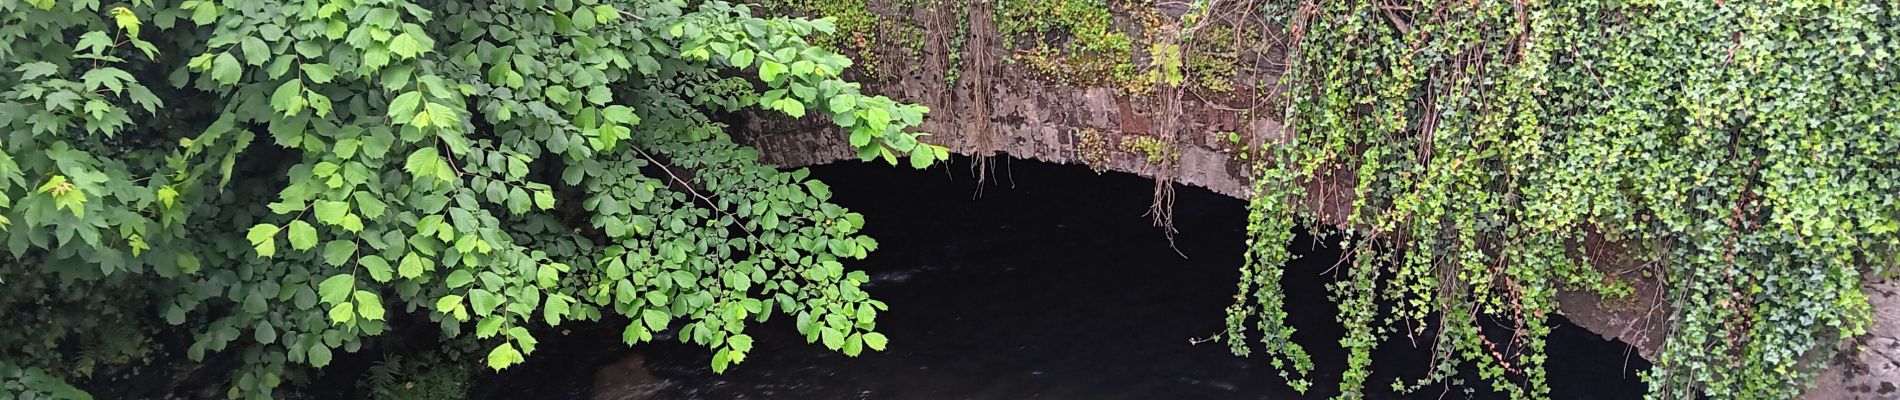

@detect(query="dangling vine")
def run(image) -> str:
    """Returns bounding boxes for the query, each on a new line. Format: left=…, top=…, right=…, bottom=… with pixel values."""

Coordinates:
left=1226, top=0, right=1898, bottom=399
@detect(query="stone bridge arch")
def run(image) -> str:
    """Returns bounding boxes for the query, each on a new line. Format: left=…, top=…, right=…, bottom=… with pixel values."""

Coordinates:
left=728, top=2, right=1898, bottom=397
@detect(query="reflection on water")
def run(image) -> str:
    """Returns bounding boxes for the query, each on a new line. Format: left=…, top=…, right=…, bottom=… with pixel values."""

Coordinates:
left=474, top=158, right=1650, bottom=400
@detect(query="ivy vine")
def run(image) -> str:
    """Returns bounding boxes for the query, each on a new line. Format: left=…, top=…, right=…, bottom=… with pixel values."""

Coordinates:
left=1225, top=0, right=1898, bottom=399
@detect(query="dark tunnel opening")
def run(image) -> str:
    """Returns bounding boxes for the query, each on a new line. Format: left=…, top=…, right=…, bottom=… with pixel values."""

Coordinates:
left=470, top=155, right=1652, bottom=399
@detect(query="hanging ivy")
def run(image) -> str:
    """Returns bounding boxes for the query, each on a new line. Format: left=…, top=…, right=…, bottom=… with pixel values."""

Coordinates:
left=0, top=0, right=945, bottom=397
left=1225, top=0, right=1898, bottom=398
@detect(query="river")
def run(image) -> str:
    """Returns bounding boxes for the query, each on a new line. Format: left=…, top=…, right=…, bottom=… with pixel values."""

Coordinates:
left=472, top=158, right=1649, bottom=399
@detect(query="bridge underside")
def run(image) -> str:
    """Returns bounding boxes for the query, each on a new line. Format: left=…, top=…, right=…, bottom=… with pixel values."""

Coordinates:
left=728, top=2, right=1899, bottom=396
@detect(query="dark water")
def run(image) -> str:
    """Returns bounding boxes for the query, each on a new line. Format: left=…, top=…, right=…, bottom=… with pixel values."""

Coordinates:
left=474, top=157, right=1649, bottom=399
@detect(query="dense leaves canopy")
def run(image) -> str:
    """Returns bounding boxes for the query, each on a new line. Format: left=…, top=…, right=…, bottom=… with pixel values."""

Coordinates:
left=0, top=0, right=945, bottom=397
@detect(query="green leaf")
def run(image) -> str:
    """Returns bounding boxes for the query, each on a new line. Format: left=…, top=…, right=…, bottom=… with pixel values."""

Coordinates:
left=404, top=148, right=440, bottom=178
left=246, top=224, right=280, bottom=257
left=353, top=291, right=386, bottom=321
left=308, top=343, right=333, bottom=367
left=15, top=62, right=57, bottom=80
left=641, top=309, right=669, bottom=332
left=543, top=296, right=569, bottom=324
left=711, top=348, right=731, bottom=373
left=477, top=316, right=504, bottom=338
left=601, top=105, right=637, bottom=124
left=388, top=91, right=423, bottom=120
left=286, top=220, right=318, bottom=250
left=300, top=63, right=337, bottom=84
left=781, top=99, right=806, bottom=118
left=470, top=289, right=502, bottom=315
left=211, top=53, right=242, bottom=85
left=388, top=33, right=424, bottom=59
left=829, top=95, right=857, bottom=114
left=254, top=321, right=277, bottom=344
left=241, top=36, right=270, bottom=66
left=728, top=334, right=754, bottom=353
left=730, top=49, right=755, bottom=68
left=803, top=180, right=832, bottom=201
left=271, top=79, right=306, bottom=115
left=820, top=327, right=845, bottom=350
left=862, top=332, right=888, bottom=351
left=353, top=192, right=389, bottom=218
left=328, top=302, right=355, bottom=324
left=317, top=274, right=354, bottom=304
left=435, top=294, right=464, bottom=313
left=445, top=270, right=475, bottom=288
left=487, top=343, right=523, bottom=370
left=321, top=240, right=357, bottom=266
left=865, top=108, right=890, bottom=130
left=360, top=255, right=393, bottom=282
left=506, top=187, right=531, bottom=213
left=314, top=200, right=350, bottom=225
left=533, top=190, right=556, bottom=210
left=572, top=7, right=597, bottom=30
left=760, top=61, right=787, bottom=82
left=397, top=252, right=427, bottom=279
left=908, top=144, right=933, bottom=169
left=843, top=332, right=863, bottom=356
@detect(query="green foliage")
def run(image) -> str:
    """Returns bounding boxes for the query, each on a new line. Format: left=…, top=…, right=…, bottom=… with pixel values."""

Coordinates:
left=1226, top=0, right=1898, bottom=399
left=356, top=352, right=474, bottom=400
left=0, top=0, right=948, bottom=397
left=997, top=0, right=1139, bottom=88
left=0, top=359, right=91, bottom=400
